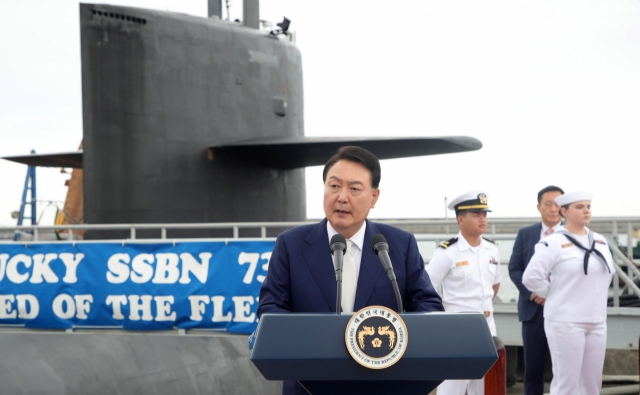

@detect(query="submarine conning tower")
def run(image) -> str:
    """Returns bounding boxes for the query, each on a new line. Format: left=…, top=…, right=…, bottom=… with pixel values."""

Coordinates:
left=81, top=3, right=306, bottom=228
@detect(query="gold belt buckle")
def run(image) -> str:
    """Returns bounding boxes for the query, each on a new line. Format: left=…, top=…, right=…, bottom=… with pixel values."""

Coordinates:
left=483, top=311, right=491, bottom=317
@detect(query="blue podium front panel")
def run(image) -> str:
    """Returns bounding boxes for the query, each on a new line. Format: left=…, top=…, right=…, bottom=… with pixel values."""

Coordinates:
left=250, top=312, right=497, bottom=381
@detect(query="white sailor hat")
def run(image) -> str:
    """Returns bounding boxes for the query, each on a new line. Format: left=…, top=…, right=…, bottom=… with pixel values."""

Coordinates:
left=448, top=190, right=492, bottom=212
left=555, top=191, right=593, bottom=206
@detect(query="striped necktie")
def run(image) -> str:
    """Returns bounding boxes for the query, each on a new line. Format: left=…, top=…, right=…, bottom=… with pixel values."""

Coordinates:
left=545, top=228, right=554, bottom=236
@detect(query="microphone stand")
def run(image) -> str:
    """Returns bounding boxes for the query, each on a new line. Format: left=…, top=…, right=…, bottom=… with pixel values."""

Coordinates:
left=330, top=235, right=346, bottom=315
left=333, top=249, right=344, bottom=314
left=384, top=263, right=403, bottom=313
left=371, top=235, right=404, bottom=313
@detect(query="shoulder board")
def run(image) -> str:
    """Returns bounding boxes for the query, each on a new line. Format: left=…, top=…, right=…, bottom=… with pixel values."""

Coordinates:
left=482, top=237, right=497, bottom=245
left=438, top=237, right=458, bottom=249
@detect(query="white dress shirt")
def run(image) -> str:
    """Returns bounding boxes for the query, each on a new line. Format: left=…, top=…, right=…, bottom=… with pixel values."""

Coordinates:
left=540, top=221, right=564, bottom=240
left=327, top=221, right=366, bottom=278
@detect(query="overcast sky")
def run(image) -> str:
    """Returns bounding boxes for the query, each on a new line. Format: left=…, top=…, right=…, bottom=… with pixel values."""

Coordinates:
left=1, top=0, right=639, bottom=227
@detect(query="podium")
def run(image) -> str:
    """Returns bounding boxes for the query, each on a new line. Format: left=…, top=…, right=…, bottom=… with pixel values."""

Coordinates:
left=250, top=312, right=498, bottom=395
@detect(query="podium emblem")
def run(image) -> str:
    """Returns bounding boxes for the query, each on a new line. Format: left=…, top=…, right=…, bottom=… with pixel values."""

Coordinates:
left=344, top=306, right=408, bottom=369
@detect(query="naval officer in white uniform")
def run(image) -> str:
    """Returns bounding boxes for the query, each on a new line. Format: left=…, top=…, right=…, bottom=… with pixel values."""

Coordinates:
left=523, top=192, right=614, bottom=395
left=427, top=191, right=501, bottom=395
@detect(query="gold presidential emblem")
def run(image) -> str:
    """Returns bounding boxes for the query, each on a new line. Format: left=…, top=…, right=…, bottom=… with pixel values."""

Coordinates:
left=478, top=193, right=488, bottom=205
left=345, top=306, right=408, bottom=369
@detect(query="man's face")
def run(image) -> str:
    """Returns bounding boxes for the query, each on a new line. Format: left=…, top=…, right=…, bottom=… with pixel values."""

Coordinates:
left=458, top=211, right=487, bottom=237
left=537, top=191, right=563, bottom=227
left=323, top=160, right=380, bottom=238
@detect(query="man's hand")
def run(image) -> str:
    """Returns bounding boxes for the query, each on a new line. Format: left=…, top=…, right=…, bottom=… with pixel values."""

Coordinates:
left=532, top=293, right=546, bottom=306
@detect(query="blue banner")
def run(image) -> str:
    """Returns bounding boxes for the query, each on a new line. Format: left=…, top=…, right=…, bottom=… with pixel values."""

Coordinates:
left=0, top=241, right=274, bottom=334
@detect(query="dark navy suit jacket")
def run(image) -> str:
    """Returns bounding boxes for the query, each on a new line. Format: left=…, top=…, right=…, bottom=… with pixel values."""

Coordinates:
left=256, top=219, right=443, bottom=395
left=508, top=223, right=543, bottom=322
left=257, top=218, right=443, bottom=317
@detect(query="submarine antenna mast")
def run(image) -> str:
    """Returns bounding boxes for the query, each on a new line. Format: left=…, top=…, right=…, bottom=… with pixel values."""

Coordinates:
left=208, top=0, right=223, bottom=18
left=243, top=0, right=259, bottom=29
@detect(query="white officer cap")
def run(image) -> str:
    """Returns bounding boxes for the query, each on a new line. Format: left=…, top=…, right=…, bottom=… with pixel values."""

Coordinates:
left=555, top=191, right=593, bottom=206
left=448, top=190, right=492, bottom=212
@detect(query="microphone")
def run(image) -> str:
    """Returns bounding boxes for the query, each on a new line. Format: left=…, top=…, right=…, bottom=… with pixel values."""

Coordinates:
left=371, top=234, right=403, bottom=313
left=330, top=234, right=347, bottom=314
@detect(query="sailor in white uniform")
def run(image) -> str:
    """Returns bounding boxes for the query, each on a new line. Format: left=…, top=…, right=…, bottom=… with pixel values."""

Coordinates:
left=427, top=191, right=501, bottom=395
left=523, top=192, right=614, bottom=395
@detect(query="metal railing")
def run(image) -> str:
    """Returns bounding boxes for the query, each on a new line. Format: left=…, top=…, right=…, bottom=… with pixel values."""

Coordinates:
left=2, top=216, right=639, bottom=241
left=2, top=217, right=639, bottom=307
left=607, top=236, right=640, bottom=306
left=1, top=221, right=312, bottom=242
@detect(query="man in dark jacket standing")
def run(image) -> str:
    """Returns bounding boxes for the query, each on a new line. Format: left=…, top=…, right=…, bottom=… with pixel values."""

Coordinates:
left=508, top=185, right=564, bottom=395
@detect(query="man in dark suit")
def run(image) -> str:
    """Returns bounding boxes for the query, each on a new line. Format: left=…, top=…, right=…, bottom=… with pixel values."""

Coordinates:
left=508, top=185, right=564, bottom=395
left=257, top=146, right=444, bottom=395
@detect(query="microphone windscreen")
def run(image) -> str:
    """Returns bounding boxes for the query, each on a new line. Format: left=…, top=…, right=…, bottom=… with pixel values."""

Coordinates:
left=330, top=234, right=347, bottom=254
left=370, top=234, right=389, bottom=255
